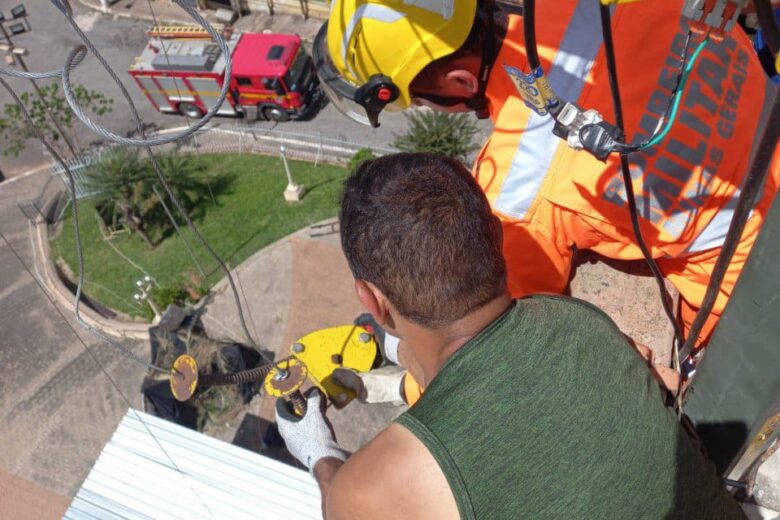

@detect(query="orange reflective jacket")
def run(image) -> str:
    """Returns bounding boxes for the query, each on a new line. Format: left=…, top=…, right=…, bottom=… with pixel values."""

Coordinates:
left=474, top=1, right=780, bottom=343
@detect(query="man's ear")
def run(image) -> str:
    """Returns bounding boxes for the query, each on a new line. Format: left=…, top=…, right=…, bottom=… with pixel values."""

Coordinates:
left=354, top=280, right=392, bottom=327
left=443, top=69, right=479, bottom=95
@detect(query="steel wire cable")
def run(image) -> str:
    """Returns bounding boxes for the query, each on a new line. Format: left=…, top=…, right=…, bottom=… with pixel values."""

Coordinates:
left=0, top=228, right=215, bottom=519
left=1, top=6, right=265, bottom=508
left=48, top=0, right=272, bottom=364
left=50, top=0, right=231, bottom=147
left=145, top=0, right=209, bottom=279
left=0, top=46, right=87, bottom=79
left=144, top=0, right=199, bottom=131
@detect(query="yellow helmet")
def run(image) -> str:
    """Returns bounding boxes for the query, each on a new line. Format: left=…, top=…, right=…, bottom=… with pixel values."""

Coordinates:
left=313, top=0, right=478, bottom=127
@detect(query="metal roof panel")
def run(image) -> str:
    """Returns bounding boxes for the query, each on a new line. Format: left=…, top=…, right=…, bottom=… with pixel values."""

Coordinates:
left=64, top=410, right=322, bottom=520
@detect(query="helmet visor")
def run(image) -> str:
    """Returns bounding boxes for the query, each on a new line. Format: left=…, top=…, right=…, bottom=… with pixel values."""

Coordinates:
left=313, top=22, right=374, bottom=127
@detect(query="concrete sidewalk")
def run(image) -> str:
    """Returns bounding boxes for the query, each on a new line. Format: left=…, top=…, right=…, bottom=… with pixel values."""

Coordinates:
left=203, top=219, right=403, bottom=453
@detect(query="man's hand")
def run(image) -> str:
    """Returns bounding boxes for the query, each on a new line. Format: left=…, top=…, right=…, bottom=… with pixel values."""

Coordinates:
left=624, top=336, right=682, bottom=394
left=275, top=389, right=348, bottom=472
left=332, top=366, right=407, bottom=405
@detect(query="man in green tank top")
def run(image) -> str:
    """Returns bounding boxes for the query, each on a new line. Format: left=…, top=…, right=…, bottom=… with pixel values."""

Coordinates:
left=275, top=153, right=744, bottom=519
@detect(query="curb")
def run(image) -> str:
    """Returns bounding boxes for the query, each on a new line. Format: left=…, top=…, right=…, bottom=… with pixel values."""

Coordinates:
left=25, top=126, right=360, bottom=342
left=0, top=163, right=52, bottom=189
left=30, top=216, right=151, bottom=340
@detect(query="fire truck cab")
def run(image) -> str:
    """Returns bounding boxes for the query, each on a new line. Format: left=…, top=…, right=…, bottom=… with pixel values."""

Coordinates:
left=129, top=29, right=322, bottom=122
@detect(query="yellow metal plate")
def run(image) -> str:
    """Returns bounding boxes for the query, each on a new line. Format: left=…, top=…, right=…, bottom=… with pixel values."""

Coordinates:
left=264, top=358, right=307, bottom=398
left=290, top=325, right=377, bottom=408
left=170, top=354, right=198, bottom=402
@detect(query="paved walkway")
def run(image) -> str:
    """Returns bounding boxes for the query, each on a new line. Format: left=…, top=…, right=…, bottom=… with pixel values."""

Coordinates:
left=203, top=219, right=403, bottom=452
left=0, top=171, right=149, bottom=517
left=0, top=470, right=70, bottom=520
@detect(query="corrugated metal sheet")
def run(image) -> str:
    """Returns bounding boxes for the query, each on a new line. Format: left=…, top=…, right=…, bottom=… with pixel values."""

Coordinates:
left=64, top=409, right=322, bottom=520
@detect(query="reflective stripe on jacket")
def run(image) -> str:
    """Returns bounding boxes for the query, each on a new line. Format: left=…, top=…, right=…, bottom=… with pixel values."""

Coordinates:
left=475, top=1, right=780, bottom=321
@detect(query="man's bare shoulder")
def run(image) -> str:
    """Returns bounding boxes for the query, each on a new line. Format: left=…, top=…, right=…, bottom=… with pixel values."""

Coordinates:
left=326, top=423, right=459, bottom=520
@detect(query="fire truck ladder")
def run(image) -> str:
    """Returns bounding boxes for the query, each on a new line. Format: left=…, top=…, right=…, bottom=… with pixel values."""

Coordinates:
left=147, top=24, right=225, bottom=39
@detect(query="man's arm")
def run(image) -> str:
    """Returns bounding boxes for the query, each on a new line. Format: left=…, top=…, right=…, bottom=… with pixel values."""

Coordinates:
left=324, top=424, right=459, bottom=520
left=312, top=457, right=344, bottom=517
left=623, top=335, right=681, bottom=394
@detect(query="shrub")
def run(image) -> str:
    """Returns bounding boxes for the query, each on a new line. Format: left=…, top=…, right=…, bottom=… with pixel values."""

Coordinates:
left=393, top=111, right=480, bottom=164
left=347, top=148, right=377, bottom=171
left=141, top=284, right=190, bottom=321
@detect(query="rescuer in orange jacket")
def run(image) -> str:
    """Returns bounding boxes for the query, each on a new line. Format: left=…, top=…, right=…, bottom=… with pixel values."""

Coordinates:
left=314, top=0, right=780, bottom=400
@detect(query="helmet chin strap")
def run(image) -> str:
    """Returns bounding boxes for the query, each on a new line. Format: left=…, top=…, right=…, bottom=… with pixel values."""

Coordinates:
left=455, top=1, right=509, bottom=120
left=412, top=96, right=472, bottom=113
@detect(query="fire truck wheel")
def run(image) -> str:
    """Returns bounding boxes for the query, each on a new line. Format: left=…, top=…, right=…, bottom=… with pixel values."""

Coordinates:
left=178, top=102, right=204, bottom=119
left=263, top=106, right=290, bottom=122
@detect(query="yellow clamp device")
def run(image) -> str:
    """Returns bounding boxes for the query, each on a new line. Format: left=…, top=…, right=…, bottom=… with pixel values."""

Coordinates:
left=288, top=325, right=377, bottom=408
left=168, top=325, right=378, bottom=408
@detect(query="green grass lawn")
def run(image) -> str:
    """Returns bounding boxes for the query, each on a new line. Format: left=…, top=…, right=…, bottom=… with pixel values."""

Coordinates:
left=50, top=153, right=348, bottom=317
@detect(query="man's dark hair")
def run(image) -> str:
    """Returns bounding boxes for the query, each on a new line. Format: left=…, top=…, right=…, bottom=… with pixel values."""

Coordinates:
left=340, top=153, right=506, bottom=328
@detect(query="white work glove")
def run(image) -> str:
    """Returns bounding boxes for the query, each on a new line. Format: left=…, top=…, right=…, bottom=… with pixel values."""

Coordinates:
left=275, top=389, right=348, bottom=473
left=382, top=333, right=401, bottom=365
left=332, top=365, right=407, bottom=406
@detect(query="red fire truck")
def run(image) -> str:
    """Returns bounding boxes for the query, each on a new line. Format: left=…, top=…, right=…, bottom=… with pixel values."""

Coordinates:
left=129, top=27, right=322, bottom=122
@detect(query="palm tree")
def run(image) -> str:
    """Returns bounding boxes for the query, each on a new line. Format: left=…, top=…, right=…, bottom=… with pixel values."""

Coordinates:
left=393, top=111, right=481, bottom=164
left=83, top=148, right=210, bottom=248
